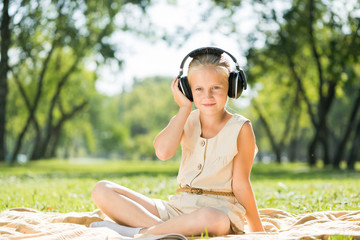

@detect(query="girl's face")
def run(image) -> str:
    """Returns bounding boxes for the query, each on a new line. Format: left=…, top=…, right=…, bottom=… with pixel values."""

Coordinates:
left=189, top=66, right=229, bottom=116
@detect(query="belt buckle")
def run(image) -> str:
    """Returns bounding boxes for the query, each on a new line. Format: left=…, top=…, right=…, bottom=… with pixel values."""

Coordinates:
left=192, top=188, right=203, bottom=195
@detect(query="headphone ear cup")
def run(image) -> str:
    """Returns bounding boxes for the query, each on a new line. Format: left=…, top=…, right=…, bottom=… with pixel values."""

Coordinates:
left=239, top=69, right=247, bottom=90
left=228, top=71, right=246, bottom=99
left=178, top=76, right=193, bottom=102
left=228, top=72, right=239, bottom=98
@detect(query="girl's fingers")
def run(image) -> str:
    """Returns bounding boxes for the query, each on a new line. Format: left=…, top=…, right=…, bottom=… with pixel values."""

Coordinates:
left=171, top=77, right=181, bottom=94
left=170, top=76, right=191, bottom=107
left=171, top=77, right=178, bottom=90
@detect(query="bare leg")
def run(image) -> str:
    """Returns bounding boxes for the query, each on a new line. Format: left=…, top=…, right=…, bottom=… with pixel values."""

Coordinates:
left=92, top=180, right=231, bottom=237
left=91, top=180, right=163, bottom=228
left=140, top=207, right=231, bottom=237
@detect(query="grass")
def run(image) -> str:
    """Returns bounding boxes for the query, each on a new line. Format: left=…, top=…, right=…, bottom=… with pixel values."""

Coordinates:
left=0, top=159, right=359, bottom=214
left=250, top=163, right=360, bottom=213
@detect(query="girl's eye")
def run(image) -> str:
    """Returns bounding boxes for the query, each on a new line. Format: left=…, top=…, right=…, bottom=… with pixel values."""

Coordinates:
left=195, top=88, right=202, bottom=91
left=213, top=86, right=220, bottom=90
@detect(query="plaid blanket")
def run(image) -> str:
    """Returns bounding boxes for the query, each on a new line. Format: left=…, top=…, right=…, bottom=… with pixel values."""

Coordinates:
left=0, top=207, right=359, bottom=239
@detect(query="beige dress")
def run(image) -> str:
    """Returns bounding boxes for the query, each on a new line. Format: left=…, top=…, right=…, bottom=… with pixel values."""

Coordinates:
left=154, top=109, right=249, bottom=233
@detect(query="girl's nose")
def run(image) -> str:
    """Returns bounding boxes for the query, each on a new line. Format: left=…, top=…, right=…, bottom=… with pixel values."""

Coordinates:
left=205, top=89, right=213, bottom=98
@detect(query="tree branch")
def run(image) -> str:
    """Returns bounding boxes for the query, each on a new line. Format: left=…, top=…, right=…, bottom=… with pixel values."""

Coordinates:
left=272, top=13, right=318, bottom=129
left=11, top=68, right=31, bottom=110
left=253, top=100, right=281, bottom=163
left=279, top=87, right=300, bottom=147
left=10, top=34, right=57, bottom=162
left=286, top=50, right=318, bottom=128
left=308, top=0, right=325, bottom=108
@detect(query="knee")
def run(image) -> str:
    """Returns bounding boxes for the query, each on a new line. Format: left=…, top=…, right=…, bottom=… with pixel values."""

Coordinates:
left=196, top=207, right=230, bottom=236
left=91, top=180, right=112, bottom=205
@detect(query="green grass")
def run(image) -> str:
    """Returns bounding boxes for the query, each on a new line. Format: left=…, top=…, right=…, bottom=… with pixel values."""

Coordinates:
left=0, top=159, right=359, bottom=215
left=251, top=163, right=360, bottom=213
left=0, top=159, right=180, bottom=212
left=327, top=236, right=354, bottom=240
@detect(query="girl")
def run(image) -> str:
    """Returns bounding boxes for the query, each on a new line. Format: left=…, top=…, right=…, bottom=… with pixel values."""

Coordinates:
left=91, top=47, right=264, bottom=237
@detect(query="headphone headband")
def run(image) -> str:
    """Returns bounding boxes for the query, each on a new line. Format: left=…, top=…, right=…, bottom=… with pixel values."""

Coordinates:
left=177, top=47, right=241, bottom=79
left=177, top=46, right=247, bottom=101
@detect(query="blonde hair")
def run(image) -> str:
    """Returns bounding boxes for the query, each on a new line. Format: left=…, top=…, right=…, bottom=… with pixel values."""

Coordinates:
left=188, top=54, right=231, bottom=83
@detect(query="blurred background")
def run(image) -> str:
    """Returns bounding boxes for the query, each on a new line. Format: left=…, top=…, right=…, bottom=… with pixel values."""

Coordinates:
left=1, top=0, right=359, bottom=170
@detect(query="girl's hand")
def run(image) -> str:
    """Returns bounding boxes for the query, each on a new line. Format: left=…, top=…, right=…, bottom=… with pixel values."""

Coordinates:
left=154, top=77, right=192, bottom=160
left=171, top=77, right=192, bottom=109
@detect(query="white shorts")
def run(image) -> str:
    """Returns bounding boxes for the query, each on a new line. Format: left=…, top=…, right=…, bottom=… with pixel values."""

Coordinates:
left=153, top=193, right=246, bottom=234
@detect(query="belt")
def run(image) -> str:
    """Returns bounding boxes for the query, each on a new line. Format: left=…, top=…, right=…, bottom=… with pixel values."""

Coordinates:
left=176, top=186, right=234, bottom=197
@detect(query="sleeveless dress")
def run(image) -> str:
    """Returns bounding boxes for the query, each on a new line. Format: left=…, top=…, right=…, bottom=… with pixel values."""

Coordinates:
left=154, top=109, right=250, bottom=233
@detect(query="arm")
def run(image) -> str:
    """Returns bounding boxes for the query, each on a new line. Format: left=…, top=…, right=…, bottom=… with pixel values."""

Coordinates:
left=153, top=77, right=192, bottom=161
left=232, top=121, right=264, bottom=232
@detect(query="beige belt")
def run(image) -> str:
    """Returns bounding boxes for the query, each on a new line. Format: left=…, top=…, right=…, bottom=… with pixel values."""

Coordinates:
left=176, top=186, right=234, bottom=197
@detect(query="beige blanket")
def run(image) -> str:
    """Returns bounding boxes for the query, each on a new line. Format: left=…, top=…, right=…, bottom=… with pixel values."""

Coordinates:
left=0, top=207, right=359, bottom=240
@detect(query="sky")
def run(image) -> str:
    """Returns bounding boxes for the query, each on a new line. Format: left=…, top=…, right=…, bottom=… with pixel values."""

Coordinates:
left=95, top=0, right=258, bottom=97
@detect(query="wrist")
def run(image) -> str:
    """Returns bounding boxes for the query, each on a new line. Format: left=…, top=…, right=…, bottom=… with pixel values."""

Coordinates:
left=179, top=105, right=192, bottom=115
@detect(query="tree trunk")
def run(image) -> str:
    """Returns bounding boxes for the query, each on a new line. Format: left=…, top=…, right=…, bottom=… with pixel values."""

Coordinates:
left=0, top=0, right=11, bottom=162
left=334, top=89, right=360, bottom=168
left=308, top=130, right=319, bottom=166
left=33, top=101, right=88, bottom=160
left=29, top=120, right=42, bottom=160
left=48, top=128, right=61, bottom=159
left=347, top=118, right=360, bottom=170
left=308, top=0, right=334, bottom=167
left=253, top=102, right=282, bottom=163
left=286, top=52, right=320, bottom=166
left=320, top=122, right=331, bottom=166
left=288, top=111, right=300, bottom=162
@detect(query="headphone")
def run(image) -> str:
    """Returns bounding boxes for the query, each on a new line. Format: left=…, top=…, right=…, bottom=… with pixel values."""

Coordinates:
left=177, top=47, right=247, bottom=102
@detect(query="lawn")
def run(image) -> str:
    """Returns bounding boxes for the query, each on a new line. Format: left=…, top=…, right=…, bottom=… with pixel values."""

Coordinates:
left=0, top=159, right=359, bottom=214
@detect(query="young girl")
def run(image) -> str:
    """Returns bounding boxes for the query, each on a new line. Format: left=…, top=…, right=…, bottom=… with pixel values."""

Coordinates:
left=91, top=47, right=264, bottom=237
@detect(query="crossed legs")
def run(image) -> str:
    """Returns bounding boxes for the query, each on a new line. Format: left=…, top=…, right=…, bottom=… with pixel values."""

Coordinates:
left=91, top=180, right=231, bottom=236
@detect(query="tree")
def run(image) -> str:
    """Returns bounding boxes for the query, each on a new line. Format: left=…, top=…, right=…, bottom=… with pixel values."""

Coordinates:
left=261, top=0, right=360, bottom=168
left=212, top=0, right=360, bottom=168
left=0, top=0, right=11, bottom=161
left=2, top=0, right=154, bottom=162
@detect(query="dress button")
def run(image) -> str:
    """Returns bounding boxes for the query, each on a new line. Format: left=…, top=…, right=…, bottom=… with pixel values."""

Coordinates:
left=198, top=163, right=202, bottom=170
left=200, top=140, right=205, bottom=147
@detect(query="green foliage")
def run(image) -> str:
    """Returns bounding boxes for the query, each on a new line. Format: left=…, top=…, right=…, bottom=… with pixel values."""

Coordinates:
left=241, top=0, right=360, bottom=165
left=119, top=76, right=179, bottom=159
left=3, top=0, right=159, bottom=161
left=7, top=49, right=98, bottom=156
left=54, top=76, right=182, bottom=159
left=53, top=75, right=181, bottom=159
left=4, top=0, right=360, bottom=165
left=211, top=0, right=242, bottom=8
left=81, top=94, right=131, bottom=157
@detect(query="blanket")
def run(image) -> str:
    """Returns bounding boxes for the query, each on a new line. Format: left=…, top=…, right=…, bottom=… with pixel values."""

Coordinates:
left=0, top=207, right=359, bottom=240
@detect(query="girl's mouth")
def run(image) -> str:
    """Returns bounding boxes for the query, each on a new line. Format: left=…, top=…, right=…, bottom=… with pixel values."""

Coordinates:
left=203, top=103, right=216, bottom=107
